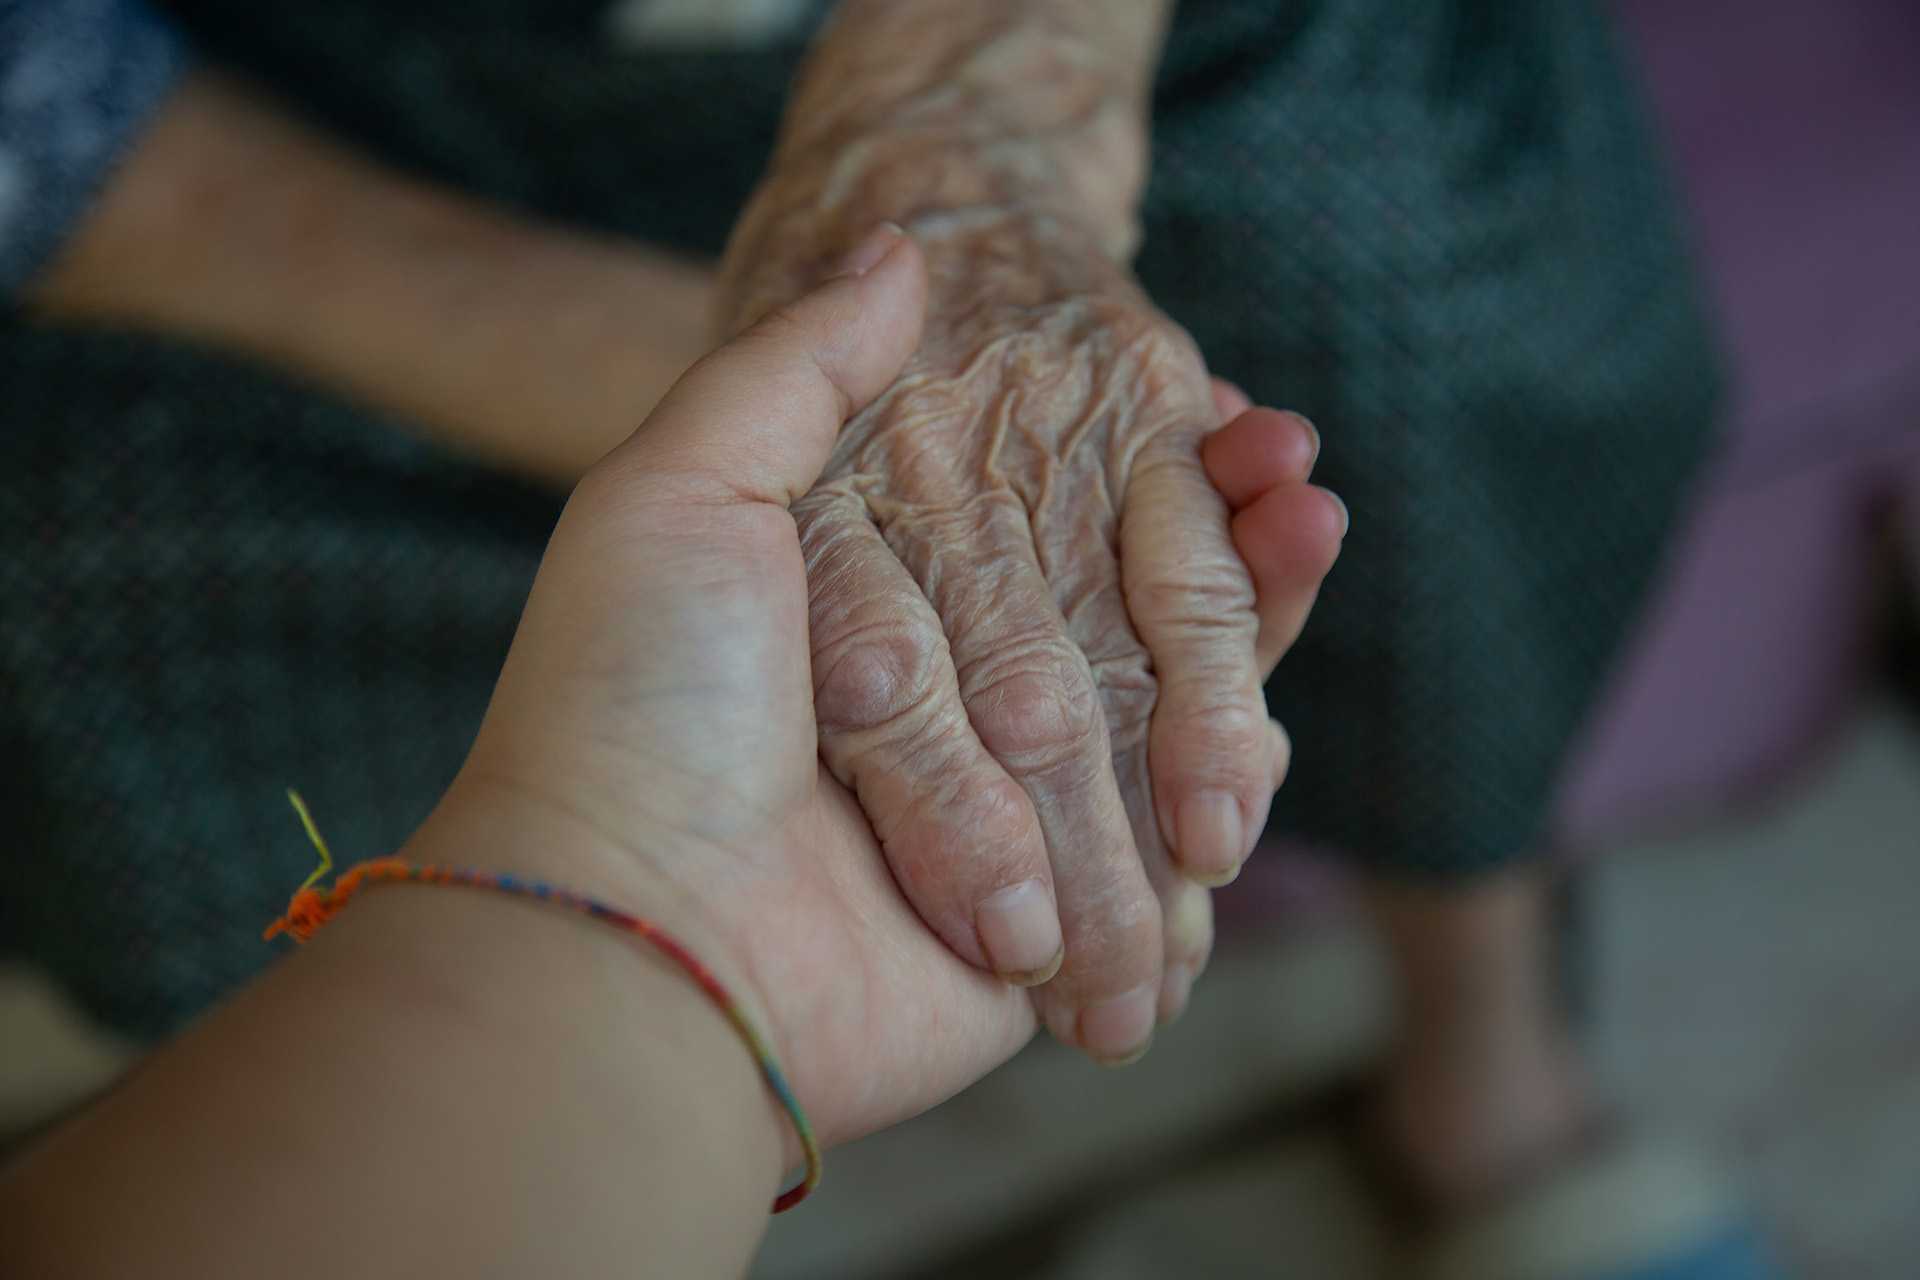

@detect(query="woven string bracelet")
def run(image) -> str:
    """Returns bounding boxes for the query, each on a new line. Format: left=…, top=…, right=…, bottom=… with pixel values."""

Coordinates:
left=263, top=790, right=820, bottom=1212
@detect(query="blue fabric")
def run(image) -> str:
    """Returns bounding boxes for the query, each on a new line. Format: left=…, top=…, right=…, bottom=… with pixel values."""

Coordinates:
left=0, top=0, right=190, bottom=293
left=1603, top=1222, right=1782, bottom=1280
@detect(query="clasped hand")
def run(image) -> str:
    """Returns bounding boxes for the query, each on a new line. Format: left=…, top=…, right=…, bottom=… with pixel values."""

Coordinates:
left=454, top=224, right=1343, bottom=1147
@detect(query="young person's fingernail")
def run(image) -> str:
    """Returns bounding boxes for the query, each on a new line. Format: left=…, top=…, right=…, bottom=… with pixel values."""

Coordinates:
left=832, top=222, right=906, bottom=278
left=1318, top=487, right=1350, bottom=538
left=976, top=879, right=1064, bottom=984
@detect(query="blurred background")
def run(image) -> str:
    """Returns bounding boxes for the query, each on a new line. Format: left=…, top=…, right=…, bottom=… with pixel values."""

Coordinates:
left=4, top=0, right=1917, bottom=1276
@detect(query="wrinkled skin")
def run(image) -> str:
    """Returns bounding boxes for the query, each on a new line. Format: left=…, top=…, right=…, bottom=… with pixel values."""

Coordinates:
left=722, top=201, right=1324, bottom=1058
left=715, top=4, right=1340, bottom=1061
left=458, top=246, right=1043, bottom=1153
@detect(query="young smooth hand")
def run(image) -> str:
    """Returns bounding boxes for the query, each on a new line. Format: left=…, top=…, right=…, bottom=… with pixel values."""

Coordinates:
left=0, top=224, right=1342, bottom=1280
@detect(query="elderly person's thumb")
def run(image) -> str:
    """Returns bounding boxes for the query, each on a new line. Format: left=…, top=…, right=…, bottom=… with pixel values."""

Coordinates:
left=598, top=223, right=925, bottom=507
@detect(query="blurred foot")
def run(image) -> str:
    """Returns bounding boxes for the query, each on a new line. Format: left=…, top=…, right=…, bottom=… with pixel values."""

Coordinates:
left=1370, top=1026, right=1599, bottom=1214
left=1364, top=870, right=1597, bottom=1213
left=1358, top=871, right=1779, bottom=1277
left=1418, top=1134, right=1783, bottom=1280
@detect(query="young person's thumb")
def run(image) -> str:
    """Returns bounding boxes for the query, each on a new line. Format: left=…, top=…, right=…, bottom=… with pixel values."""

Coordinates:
left=602, top=223, right=925, bottom=507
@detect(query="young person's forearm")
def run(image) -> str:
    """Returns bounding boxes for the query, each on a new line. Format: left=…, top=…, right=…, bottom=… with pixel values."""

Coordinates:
left=0, top=799, right=782, bottom=1277
left=27, top=72, right=712, bottom=485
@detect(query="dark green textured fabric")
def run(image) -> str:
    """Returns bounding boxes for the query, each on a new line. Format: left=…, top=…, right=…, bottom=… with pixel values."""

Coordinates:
left=1137, top=3, right=1722, bottom=872
left=0, top=0, right=1717, bottom=1038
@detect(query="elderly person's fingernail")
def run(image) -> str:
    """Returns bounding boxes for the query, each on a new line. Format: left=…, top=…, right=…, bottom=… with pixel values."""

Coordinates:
left=976, top=879, right=1064, bottom=984
left=1081, top=983, right=1157, bottom=1064
left=1190, top=860, right=1243, bottom=889
left=1177, top=790, right=1245, bottom=882
left=832, top=221, right=907, bottom=278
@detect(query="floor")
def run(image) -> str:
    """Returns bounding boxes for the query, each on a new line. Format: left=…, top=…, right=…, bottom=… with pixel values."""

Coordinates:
left=3, top=704, right=1916, bottom=1277
left=751, top=703, right=1920, bottom=1278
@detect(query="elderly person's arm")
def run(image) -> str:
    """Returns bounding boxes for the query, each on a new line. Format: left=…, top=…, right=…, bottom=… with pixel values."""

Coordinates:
left=24, top=70, right=713, bottom=486
left=720, top=1, right=1339, bottom=1060
left=722, top=0, right=1167, bottom=308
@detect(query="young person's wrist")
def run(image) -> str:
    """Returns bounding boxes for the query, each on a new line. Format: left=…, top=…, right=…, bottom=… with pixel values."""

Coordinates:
left=292, top=823, right=787, bottom=1267
left=400, top=771, right=806, bottom=1167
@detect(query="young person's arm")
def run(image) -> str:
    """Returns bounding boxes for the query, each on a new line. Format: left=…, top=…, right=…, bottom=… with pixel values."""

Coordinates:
left=1, top=220, right=1339, bottom=1279
left=0, top=823, right=783, bottom=1278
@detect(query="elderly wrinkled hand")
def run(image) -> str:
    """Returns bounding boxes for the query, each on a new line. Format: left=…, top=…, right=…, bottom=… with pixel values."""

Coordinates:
left=723, top=206, right=1345, bottom=1062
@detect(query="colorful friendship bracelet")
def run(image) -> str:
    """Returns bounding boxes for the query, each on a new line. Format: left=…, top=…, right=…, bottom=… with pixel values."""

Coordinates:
left=264, top=791, right=821, bottom=1212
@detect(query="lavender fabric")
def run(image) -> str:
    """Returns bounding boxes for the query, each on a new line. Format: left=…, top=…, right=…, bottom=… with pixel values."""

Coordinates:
left=1551, top=0, right=1920, bottom=841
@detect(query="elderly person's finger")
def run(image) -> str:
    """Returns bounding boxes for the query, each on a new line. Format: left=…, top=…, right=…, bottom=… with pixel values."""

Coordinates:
left=883, top=498, right=1165, bottom=1064
left=1115, top=752, right=1215, bottom=1023
left=1121, top=421, right=1278, bottom=890
left=1154, top=873, right=1214, bottom=1022
left=798, top=488, right=1065, bottom=984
